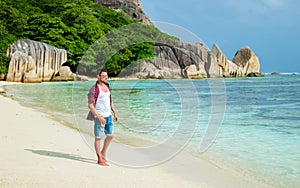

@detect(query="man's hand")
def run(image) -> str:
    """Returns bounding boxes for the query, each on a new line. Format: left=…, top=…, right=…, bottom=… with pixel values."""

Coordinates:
left=114, top=113, right=118, bottom=122
left=97, top=115, right=106, bottom=125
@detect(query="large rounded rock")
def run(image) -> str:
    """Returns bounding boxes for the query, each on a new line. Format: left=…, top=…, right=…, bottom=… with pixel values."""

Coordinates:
left=232, top=46, right=260, bottom=75
left=212, top=45, right=261, bottom=77
left=6, top=39, right=68, bottom=82
left=51, top=66, right=76, bottom=81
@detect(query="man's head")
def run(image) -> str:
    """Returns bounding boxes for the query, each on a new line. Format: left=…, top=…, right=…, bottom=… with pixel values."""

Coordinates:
left=98, top=69, right=108, bottom=83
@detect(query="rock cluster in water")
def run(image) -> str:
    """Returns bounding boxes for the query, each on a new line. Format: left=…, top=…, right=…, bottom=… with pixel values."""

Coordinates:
left=121, top=41, right=262, bottom=79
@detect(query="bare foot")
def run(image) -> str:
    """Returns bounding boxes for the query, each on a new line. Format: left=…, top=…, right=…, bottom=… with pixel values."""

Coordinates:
left=97, top=160, right=109, bottom=166
left=97, top=153, right=107, bottom=163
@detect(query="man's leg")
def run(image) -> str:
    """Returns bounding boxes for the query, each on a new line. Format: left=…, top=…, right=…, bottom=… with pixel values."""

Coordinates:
left=95, top=138, right=108, bottom=166
left=94, top=117, right=108, bottom=166
left=101, top=115, right=114, bottom=162
left=101, top=135, right=114, bottom=161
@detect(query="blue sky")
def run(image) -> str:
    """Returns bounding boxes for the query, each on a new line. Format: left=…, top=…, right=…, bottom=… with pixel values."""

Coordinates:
left=139, top=0, right=299, bottom=73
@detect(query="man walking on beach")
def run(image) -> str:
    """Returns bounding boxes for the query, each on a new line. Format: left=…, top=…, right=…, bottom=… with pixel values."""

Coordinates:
left=87, top=69, right=118, bottom=166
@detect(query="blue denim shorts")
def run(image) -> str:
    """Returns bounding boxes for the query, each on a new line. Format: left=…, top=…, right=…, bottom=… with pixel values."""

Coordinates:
left=94, top=115, right=114, bottom=138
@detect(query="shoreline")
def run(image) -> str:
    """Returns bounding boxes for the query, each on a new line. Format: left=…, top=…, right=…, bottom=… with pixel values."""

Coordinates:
left=0, top=81, right=276, bottom=188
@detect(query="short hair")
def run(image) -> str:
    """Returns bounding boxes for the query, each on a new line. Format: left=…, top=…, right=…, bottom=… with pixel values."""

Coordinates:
left=98, top=69, right=108, bottom=76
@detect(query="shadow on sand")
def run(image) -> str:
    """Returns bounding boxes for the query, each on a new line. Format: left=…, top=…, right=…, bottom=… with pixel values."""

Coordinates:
left=25, top=149, right=96, bottom=165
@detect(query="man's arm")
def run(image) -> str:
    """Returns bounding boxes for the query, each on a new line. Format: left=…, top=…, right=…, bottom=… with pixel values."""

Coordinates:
left=88, top=103, right=106, bottom=125
left=110, top=99, right=118, bottom=122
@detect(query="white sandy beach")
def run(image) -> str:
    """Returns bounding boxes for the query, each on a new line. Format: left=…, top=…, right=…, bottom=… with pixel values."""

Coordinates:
left=0, top=81, right=276, bottom=188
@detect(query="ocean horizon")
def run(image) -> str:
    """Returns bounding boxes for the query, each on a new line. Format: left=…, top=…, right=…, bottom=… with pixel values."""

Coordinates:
left=4, top=74, right=300, bottom=188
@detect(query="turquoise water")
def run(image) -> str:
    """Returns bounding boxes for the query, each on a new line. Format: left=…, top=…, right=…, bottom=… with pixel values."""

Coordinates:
left=4, top=75, right=300, bottom=187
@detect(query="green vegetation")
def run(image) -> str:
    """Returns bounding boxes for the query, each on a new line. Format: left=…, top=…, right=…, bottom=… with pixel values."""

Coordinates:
left=0, top=0, right=177, bottom=76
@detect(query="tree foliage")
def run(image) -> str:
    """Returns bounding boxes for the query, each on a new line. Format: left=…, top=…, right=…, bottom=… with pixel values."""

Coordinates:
left=0, top=0, right=177, bottom=76
left=0, top=24, right=16, bottom=74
